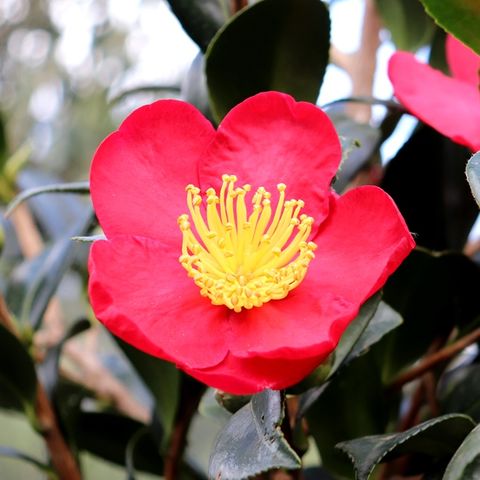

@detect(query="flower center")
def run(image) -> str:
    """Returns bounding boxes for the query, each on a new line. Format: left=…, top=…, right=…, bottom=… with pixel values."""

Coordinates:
left=177, top=175, right=317, bottom=312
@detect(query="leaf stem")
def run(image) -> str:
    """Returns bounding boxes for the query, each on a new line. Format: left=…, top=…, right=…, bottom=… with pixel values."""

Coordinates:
left=389, top=328, right=480, bottom=391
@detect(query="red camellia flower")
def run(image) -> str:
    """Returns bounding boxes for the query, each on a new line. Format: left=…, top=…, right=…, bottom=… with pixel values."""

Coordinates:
left=88, top=92, right=415, bottom=394
left=388, top=35, right=480, bottom=151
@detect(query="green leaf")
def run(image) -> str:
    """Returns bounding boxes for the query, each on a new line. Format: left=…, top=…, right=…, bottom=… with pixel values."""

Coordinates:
left=0, top=445, right=57, bottom=478
left=165, top=0, right=228, bottom=52
left=40, top=318, right=91, bottom=398
left=443, top=423, right=480, bottom=480
left=466, top=151, right=480, bottom=208
left=439, top=364, right=480, bottom=422
left=326, top=106, right=381, bottom=193
left=5, top=181, right=90, bottom=217
left=337, top=414, right=476, bottom=480
left=0, top=324, right=37, bottom=418
left=208, top=390, right=301, bottom=479
left=381, top=125, right=477, bottom=251
left=329, top=292, right=382, bottom=376
left=75, top=412, right=163, bottom=475
left=345, top=301, right=402, bottom=363
left=419, top=0, right=480, bottom=55
left=116, top=338, right=180, bottom=449
left=375, top=0, right=435, bottom=51
left=296, top=295, right=401, bottom=419
left=18, top=209, right=95, bottom=330
left=206, top=0, right=330, bottom=121
left=306, top=355, right=389, bottom=478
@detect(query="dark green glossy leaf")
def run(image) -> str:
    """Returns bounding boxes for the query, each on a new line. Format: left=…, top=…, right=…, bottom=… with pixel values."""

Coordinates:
left=381, top=125, right=477, bottom=251
left=329, top=292, right=382, bottom=376
left=346, top=301, right=402, bottom=363
left=0, top=324, right=37, bottom=417
left=6, top=181, right=90, bottom=217
left=376, top=0, right=435, bottom=50
left=18, top=209, right=95, bottom=330
left=306, top=355, right=389, bottom=478
left=466, top=151, right=480, bottom=208
left=75, top=412, right=163, bottom=475
left=439, top=364, right=480, bottom=422
left=0, top=445, right=56, bottom=478
left=208, top=390, right=300, bottom=479
left=39, top=318, right=90, bottom=398
left=165, top=0, right=227, bottom=52
left=206, top=0, right=330, bottom=121
left=443, top=424, right=480, bottom=480
left=326, top=106, right=381, bottom=193
left=296, top=295, right=401, bottom=419
left=420, top=0, right=480, bottom=55
left=378, top=249, right=480, bottom=382
left=116, top=338, right=180, bottom=448
left=337, top=414, right=476, bottom=480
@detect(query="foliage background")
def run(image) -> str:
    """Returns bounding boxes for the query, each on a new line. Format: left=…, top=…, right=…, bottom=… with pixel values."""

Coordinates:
left=1, top=0, right=480, bottom=479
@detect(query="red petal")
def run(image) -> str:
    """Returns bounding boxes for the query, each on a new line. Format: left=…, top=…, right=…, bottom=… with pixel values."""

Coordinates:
left=311, top=186, right=415, bottom=302
left=388, top=52, right=480, bottom=152
left=227, top=187, right=414, bottom=360
left=199, top=92, right=342, bottom=225
left=90, top=100, right=215, bottom=244
left=184, top=352, right=326, bottom=394
left=88, top=236, right=230, bottom=369
left=446, top=35, right=480, bottom=86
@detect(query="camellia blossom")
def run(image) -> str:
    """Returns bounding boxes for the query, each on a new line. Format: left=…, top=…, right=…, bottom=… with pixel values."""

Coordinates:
left=88, top=91, right=415, bottom=394
left=388, top=35, right=480, bottom=151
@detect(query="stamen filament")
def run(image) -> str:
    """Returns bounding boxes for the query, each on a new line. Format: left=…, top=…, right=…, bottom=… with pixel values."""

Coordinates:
left=178, top=175, right=317, bottom=312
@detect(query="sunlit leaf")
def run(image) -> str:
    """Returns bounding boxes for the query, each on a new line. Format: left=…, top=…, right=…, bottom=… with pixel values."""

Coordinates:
left=420, top=0, right=480, bottom=55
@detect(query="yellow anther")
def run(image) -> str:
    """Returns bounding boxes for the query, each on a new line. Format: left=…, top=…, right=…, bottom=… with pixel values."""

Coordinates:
left=178, top=175, right=317, bottom=312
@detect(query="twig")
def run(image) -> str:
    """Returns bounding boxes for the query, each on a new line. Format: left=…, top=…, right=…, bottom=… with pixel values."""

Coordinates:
left=63, top=338, right=150, bottom=423
left=389, top=328, right=480, bottom=391
left=231, top=0, right=248, bottom=13
left=35, top=383, right=82, bottom=480
left=0, top=292, right=81, bottom=480
left=330, top=0, right=381, bottom=123
left=164, top=378, right=206, bottom=480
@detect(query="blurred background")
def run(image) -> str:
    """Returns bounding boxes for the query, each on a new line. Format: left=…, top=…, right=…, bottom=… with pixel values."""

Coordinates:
left=1, top=0, right=474, bottom=478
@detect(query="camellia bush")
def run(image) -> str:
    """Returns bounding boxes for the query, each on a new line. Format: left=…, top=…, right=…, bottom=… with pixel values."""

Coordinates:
left=1, top=0, right=480, bottom=479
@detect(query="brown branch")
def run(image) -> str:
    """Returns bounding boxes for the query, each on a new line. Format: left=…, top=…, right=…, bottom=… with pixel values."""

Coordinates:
left=35, top=383, right=82, bottom=480
left=231, top=0, right=248, bottom=13
left=0, top=293, right=81, bottom=480
left=389, top=328, right=480, bottom=391
left=164, top=379, right=206, bottom=480
left=63, top=338, right=150, bottom=423
left=330, top=0, right=381, bottom=123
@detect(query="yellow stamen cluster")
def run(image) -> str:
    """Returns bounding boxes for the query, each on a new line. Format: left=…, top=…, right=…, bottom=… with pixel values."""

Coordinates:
left=178, top=175, right=317, bottom=312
